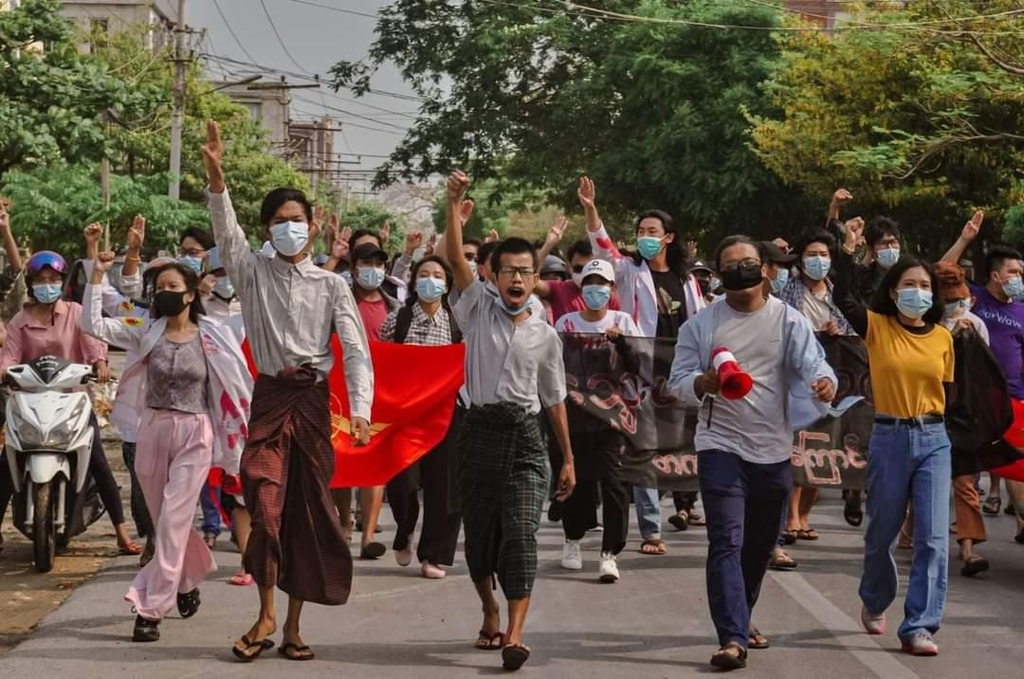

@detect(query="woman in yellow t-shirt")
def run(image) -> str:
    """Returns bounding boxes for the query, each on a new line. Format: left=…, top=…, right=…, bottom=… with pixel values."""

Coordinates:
left=834, top=219, right=953, bottom=658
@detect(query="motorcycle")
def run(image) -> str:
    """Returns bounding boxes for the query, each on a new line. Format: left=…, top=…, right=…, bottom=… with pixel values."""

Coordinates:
left=3, top=355, right=105, bottom=573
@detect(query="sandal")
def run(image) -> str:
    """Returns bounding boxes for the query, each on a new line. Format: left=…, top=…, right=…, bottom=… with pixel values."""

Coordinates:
left=232, top=635, right=275, bottom=662
left=360, top=541, right=387, bottom=559
left=781, top=529, right=798, bottom=545
left=844, top=498, right=864, bottom=527
left=640, top=538, right=667, bottom=555
left=228, top=570, right=255, bottom=587
left=982, top=496, right=1001, bottom=515
left=176, top=588, right=201, bottom=619
left=961, top=555, right=990, bottom=577
left=749, top=627, right=770, bottom=650
left=501, top=643, right=531, bottom=671
left=769, top=552, right=798, bottom=571
left=710, top=643, right=747, bottom=670
left=138, top=540, right=155, bottom=568
left=118, top=540, right=143, bottom=556
left=667, top=510, right=690, bottom=532
left=203, top=533, right=217, bottom=549
left=796, top=528, right=819, bottom=541
left=688, top=510, right=706, bottom=527
left=278, top=642, right=315, bottom=661
left=475, top=630, right=506, bottom=651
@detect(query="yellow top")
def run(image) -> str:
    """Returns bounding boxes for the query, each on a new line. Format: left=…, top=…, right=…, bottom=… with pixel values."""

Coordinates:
left=866, top=311, right=954, bottom=418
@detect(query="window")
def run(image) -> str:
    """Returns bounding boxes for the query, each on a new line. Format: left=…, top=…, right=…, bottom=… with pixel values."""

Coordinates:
left=245, top=103, right=263, bottom=122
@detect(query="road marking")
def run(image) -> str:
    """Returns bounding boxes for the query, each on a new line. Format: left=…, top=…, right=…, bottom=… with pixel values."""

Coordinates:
left=769, top=572, right=919, bottom=679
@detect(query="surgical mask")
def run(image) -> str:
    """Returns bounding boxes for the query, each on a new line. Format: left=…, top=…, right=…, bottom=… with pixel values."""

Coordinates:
left=179, top=255, right=203, bottom=274
left=1001, top=275, right=1024, bottom=300
left=943, top=299, right=970, bottom=318
left=876, top=247, right=900, bottom=269
left=637, top=236, right=664, bottom=261
left=498, top=296, right=530, bottom=316
left=154, top=290, right=189, bottom=317
left=803, top=256, right=831, bottom=281
left=721, top=262, right=763, bottom=291
left=212, top=277, right=235, bottom=299
left=770, top=268, right=789, bottom=293
left=896, top=288, right=932, bottom=319
left=571, top=272, right=584, bottom=288
left=356, top=266, right=385, bottom=290
left=269, top=220, right=309, bottom=257
left=710, top=276, right=721, bottom=292
left=581, top=284, right=612, bottom=311
left=32, top=283, right=62, bottom=304
left=415, top=276, right=446, bottom=302
left=469, top=261, right=479, bottom=277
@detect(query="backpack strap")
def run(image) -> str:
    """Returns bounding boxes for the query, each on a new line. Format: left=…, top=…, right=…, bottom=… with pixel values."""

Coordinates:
left=393, top=305, right=414, bottom=345
left=448, top=306, right=463, bottom=344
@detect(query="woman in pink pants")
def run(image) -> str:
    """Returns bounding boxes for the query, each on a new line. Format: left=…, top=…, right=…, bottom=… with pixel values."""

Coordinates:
left=82, top=253, right=252, bottom=643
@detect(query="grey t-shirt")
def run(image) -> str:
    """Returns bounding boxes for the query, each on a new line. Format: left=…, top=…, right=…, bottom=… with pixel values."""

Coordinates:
left=146, top=333, right=209, bottom=414
left=695, top=299, right=793, bottom=464
left=453, top=279, right=566, bottom=413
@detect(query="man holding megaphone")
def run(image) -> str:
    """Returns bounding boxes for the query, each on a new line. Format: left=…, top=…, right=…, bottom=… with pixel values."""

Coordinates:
left=667, top=236, right=837, bottom=672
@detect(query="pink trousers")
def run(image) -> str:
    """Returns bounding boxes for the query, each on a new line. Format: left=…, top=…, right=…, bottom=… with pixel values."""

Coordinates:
left=126, top=409, right=216, bottom=621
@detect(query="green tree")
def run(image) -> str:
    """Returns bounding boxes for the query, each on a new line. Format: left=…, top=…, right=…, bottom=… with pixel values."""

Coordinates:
left=2, top=163, right=208, bottom=256
left=339, top=200, right=403, bottom=254
left=332, top=0, right=814, bottom=247
left=0, top=0, right=154, bottom=175
left=749, top=0, right=1024, bottom=253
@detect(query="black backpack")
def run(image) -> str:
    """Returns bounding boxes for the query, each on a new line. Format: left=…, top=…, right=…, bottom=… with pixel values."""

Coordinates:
left=393, top=304, right=463, bottom=345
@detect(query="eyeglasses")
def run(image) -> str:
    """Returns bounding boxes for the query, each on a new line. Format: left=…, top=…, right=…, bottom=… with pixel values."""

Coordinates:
left=720, top=258, right=761, bottom=272
left=497, top=266, right=536, bottom=278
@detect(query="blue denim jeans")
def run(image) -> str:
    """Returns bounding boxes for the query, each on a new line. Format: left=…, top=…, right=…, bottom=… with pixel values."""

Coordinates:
left=858, top=420, right=951, bottom=641
left=698, top=450, right=792, bottom=649
left=633, top=486, right=661, bottom=539
left=199, top=479, right=222, bottom=537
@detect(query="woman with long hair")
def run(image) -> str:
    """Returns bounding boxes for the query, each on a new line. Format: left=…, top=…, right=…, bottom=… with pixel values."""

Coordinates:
left=834, top=221, right=954, bottom=657
left=379, top=255, right=464, bottom=579
left=82, top=254, right=252, bottom=644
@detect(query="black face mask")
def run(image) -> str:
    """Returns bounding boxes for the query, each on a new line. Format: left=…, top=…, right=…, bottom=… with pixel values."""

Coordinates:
left=720, top=262, right=764, bottom=291
left=154, top=290, right=189, bottom=317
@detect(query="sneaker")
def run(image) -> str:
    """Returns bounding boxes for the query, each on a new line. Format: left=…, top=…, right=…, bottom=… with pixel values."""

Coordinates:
left=421, top=561, right=446, bottom=579
left=561, top=540, right=583, bottom=570
left=395, top=544, right=414, bottom=567
left=598, top=552, right=620, bottom=583
left=860, top=606, right=886, bottom=635
left=901, top=632, right=938, bottom=656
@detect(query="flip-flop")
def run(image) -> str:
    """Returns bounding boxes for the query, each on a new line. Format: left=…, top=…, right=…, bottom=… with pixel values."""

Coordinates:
left=501, top=643, right=531, bottom=671
left=278, top=642, right=315, bottom=661
left=710, top=643, right=747, bottom=670
left=796, top=528, right=819, bottom=541
left=475, top=630, right=505, bottom=651
left=231, top=635, right=274, bottom=662
left=360, top=541, right=387, bottom=559
left=749, top=627, right=770, bottom=650
left=118, top=541, right=143, bottom=556
left=982, top=496, right=1001, bottom=516
left=639, top=538, right=667, bottom=555
left=688, top=511, right=706, bottom=527
left=228, top=570, right=255, bottom=586
left=961, top=556, right=990, bottom=577
left=769, top=552, right=798, bottom=571
left=667, top=510, right=690, bottom=532
left=781, top=529, right=798, bottom=545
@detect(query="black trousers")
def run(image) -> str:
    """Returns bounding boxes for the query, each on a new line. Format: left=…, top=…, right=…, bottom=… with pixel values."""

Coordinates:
left=0, top=414, right=123, bottom=526
left=559, top=429, right=629, bottom=555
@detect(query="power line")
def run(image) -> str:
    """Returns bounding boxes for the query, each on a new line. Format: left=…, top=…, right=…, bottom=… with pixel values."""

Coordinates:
left=291, top=93, right=410, bottom=130
left=285, top=0, right=378, bottom=19
left=211, top=0, right=260, bottom=64
left=258, top=0, right=313, bottom=75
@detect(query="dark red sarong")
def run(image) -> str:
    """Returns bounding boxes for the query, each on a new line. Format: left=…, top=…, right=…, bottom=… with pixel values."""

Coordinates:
left=241, top=366, right=352, bottom=605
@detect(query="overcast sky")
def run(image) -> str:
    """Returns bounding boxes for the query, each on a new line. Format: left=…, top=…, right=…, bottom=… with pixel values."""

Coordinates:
left=186, top=0, right=415, bottom=195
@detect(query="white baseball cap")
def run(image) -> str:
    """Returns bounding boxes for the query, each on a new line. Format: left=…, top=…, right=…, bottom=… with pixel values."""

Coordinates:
left=580, top=259, right=615, bottom=284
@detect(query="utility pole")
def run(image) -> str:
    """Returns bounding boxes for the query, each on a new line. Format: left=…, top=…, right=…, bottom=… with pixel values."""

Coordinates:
left=168, top=0, right=187, bottom=199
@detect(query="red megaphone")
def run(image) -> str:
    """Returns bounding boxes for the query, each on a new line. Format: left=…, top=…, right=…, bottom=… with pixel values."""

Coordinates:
left=712, top=347, right=753, bottom=400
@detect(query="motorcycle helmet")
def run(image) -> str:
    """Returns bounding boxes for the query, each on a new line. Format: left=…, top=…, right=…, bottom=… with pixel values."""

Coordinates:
left=541, top=255, right=568, bottom=281
left=25, top=251, right=68, bottom=302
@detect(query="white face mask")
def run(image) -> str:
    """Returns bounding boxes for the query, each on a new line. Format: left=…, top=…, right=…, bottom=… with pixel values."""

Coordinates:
left=269, top=221, right=309, bottom=257
left=212, top=276, right=235, bottom=299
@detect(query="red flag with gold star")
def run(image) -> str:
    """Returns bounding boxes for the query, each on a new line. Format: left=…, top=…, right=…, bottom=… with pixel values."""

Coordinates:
left=240, top=338, right=465, bottom=488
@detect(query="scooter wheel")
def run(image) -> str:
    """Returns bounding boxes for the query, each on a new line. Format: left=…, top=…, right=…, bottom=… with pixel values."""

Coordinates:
left=32, top=482, right=57, bottom=573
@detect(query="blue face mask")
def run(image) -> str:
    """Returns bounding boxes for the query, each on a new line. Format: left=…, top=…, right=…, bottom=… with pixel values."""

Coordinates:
left=1001, top=275, right=1024, bottom=300
left=636, top=236, right=664, bottom=261
left=896, top=287, right=933, bottom=319
left=415, top=276, right=446, bottom=302
left=498, top=296, right=530, bottom=316
left=269, top=220, right=309, bottom=257
left=179, top=255, right=203, bottom=274
left=581, top=284, right=612, bottom=311
left=803, top=256, right=831, bottom=281
left=356, top=266, right=385, bottom=291
left=32, top=283, right=62, bottom=304
left=212, top=276, right=235, bottom=300
left=943, top=299, right=970, bottom=319
left=770, top=268, right=789, bottom=293
left=710, top=276, right=721, bottom=292
left=876, top=247, right=900, bottom=269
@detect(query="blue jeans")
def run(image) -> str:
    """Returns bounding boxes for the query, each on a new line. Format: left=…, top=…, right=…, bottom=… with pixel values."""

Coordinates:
left=699, top=450, right=792, bottom=649
left=858, top=420, right=950, bottom=641
left=199, top=479, right=222, bottom=537
left=633, top=486, right=661, bottom=539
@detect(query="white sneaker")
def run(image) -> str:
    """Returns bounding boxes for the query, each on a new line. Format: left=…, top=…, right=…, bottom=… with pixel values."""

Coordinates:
left=561, top=540, right=583, bottom=570
left=598, top=552, right=619, bottom=583
left=860, top=606, right=887, bottom=635
left=901, top=632, right=938, bottom=656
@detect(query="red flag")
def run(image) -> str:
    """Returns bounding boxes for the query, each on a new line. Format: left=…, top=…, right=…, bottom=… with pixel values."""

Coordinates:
left=239, top=337, right=465, bottom=488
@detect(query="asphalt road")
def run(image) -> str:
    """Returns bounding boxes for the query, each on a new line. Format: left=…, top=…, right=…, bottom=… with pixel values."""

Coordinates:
left=1, top=493, right=1023, bottom=678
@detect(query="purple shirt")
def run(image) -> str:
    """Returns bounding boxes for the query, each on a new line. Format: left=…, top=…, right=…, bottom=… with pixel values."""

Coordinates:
left=970, top=283, right=1024, bottom=399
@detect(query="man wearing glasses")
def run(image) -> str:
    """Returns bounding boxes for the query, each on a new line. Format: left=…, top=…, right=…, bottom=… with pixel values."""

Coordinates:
left=668, top=236, right=836, bottom=671
left=444, top=170, right=576, bottom=672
